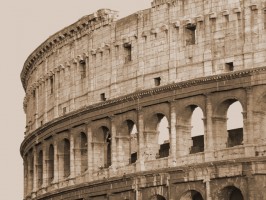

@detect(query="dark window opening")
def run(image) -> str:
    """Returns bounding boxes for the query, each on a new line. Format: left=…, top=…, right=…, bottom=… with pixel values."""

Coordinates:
left=50, top=77, right=54, bottom=94
left=105, top=130, right=112, bottom=168
left=80, top=60, right=86, bottom=79
left=63, top=107, right=66, bottom=115
left=124, top=43, right=132, bottom=63
left=37, top=151, right=43, bottom=188
left=264, top=10, right=266, bottom=29
left=63, top=139, right=71, bottom=178
left=100, top=93, right=106, bottom=101
left=33, top=90, right=36, bottom=98
left=158, top=142, right=170, bottom=158
left=40, top=121, right=43, bottom=126
left=227, top=128, right=243, bottom=147
left=154, top=77, right=161, bottom=86
left=225, top=62, right=234, bottom=72
left=185, top=24, right=196, bottom=45
left=130, top=152, right=137, bottom=164
left=48, top=145, right=54, bottom=184
left=190, top=135, right=204, bottom=154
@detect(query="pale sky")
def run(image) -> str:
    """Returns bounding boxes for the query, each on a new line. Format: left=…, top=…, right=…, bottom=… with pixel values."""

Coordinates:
left=0, top=1, right=150, bottom=199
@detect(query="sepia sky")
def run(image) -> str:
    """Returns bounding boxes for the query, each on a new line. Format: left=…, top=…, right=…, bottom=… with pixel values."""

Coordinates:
left=0, top=0, right=243, bottom=199
left=0, top=1, right=150, bottom=199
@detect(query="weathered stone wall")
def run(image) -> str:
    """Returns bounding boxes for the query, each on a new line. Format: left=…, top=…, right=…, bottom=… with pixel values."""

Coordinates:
left=21, top=0, right=266, bottom=135
left=20, top=0, right=266, bottom=200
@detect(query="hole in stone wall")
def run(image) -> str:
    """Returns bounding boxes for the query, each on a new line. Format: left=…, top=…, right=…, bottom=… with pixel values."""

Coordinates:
left=79, top=60, right=86, bottom=79
left=154, top=77, right=161, bottom=86
left=100, top=93, right=106, bottom=101
left=50, top=77, right=54, bottom=94
left=124, top=43, right=132, bottom=63
left=225, top=62, right=234, bottom=72
left=185, top=24, right=196, bottom=45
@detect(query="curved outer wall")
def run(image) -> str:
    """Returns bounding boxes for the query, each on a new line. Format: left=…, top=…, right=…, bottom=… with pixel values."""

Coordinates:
left=21, top=0, right=266, bottom=200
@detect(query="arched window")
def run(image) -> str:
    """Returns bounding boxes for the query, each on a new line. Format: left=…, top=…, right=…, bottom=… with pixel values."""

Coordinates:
left=180, top=190, right=204, bottom=200
left=104, top=127, right=112, bottom=168
left=48, top=145, right=54, bottom=184
left=218, top=186, right=244, bottom=200
left=80, top=132, right=88, bottom=173
left=157, top=115, right=170, bottom=158
left=93, top=126, right=111, bottom=169
left=37, top=150, right=43, bottom=188
left=117, top=120, right=138, bottom=166
left=190, top=107, right=205, bottom=154
left=150, top=194, right=167, bottom=200
left=130, top=124, right=138, bottom=163
left=227, top=101, right=243, bottom=147
left=63, top=139, right=70, bottom=177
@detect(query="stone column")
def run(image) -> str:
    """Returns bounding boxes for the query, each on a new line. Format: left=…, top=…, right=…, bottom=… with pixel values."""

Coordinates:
left=41, top=143, right=48, bottom=190
left=170, top=102, right=177, bottom=166
left=244, top=87, right=254, bottom=144
left=143, top=130, right=159, bottom=160
left=176, top=124, right=192, bottom=157
left=34, top=87, right=39, bottom=129
left=23, top=156, right=28, bottom=198
left=205, top=95, right=213, bottom=151
left=136, top=108, right=145, bottom=171
left=70, top=61, right=76, bottom=111
left=212, top=116, right=228, bottom=149
left=69, top=132, right=75, bottom=180
left=53, top=141, right=59, bottom=184
left=86, top=122, right=93, bottom=175
left=44, top=79, right=48, bottom=123
left=32, top=147, right=37, bottom=196
left=54, top=70, right=59, bottom=118
left=110, top=116, right=118, bottom=169
left=116, top=136, right=131, bottom=167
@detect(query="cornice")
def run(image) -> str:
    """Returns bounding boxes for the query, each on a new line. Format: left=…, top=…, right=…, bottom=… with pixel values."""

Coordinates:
left=20, top=66, right=266, bottom=156
left=20, top=9, right=118, bottom=91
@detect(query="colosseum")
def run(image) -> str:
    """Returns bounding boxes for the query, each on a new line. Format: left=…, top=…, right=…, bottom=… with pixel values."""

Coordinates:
left=20, top=0, right=266, bottom=199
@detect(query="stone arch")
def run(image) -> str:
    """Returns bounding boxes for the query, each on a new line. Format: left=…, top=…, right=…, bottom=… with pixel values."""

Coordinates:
left=74, top=132, right=88, bottom=174
left=58, top=138, right=71, bottom=178
left=150, top=194, right=167, bottom=200
left=180, top=190, right=204, bottom=200
left=117, top=119, right=138, bottom=166
left=176, top=104, right=206, bottom=156
left=27, top=149, right=34, bottom=194
left=144, top=110, right=170, bottom=160
left=92, top=126, right=111, bottom=169
left=212, top=97, right=244, bottom=149
left=217, top=186, right=244, bottom=200
left=254, top=92, right=266, bottom=143
left=37, top=150, right=43, bottom=188
left=48, top=144, right=54, bottom=184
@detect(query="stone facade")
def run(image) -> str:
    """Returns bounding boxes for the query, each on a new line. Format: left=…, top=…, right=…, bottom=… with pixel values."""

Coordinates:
left=20, top=0, right=266, bottom=200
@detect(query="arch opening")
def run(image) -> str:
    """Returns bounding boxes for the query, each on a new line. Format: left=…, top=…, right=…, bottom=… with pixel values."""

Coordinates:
left=226, top=101, right=243, bottom=147
left=219, top=186, right=244, bottom=200
left=180, top=190, right=204, bottom=200
left=150, top=194, right=167, bottom=200
left=48, top=144, right=54, bottom=184
left=58, top=138, right=71, bottom=178
left=190, top=107, right=205, bottom=154
left=37, top=150, right=43, bottom=188
left=80, top=132, right=88, bottom=173
left=117, top=120, right=138, bottom=166
left=157, top=115, right=170, bottom=158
